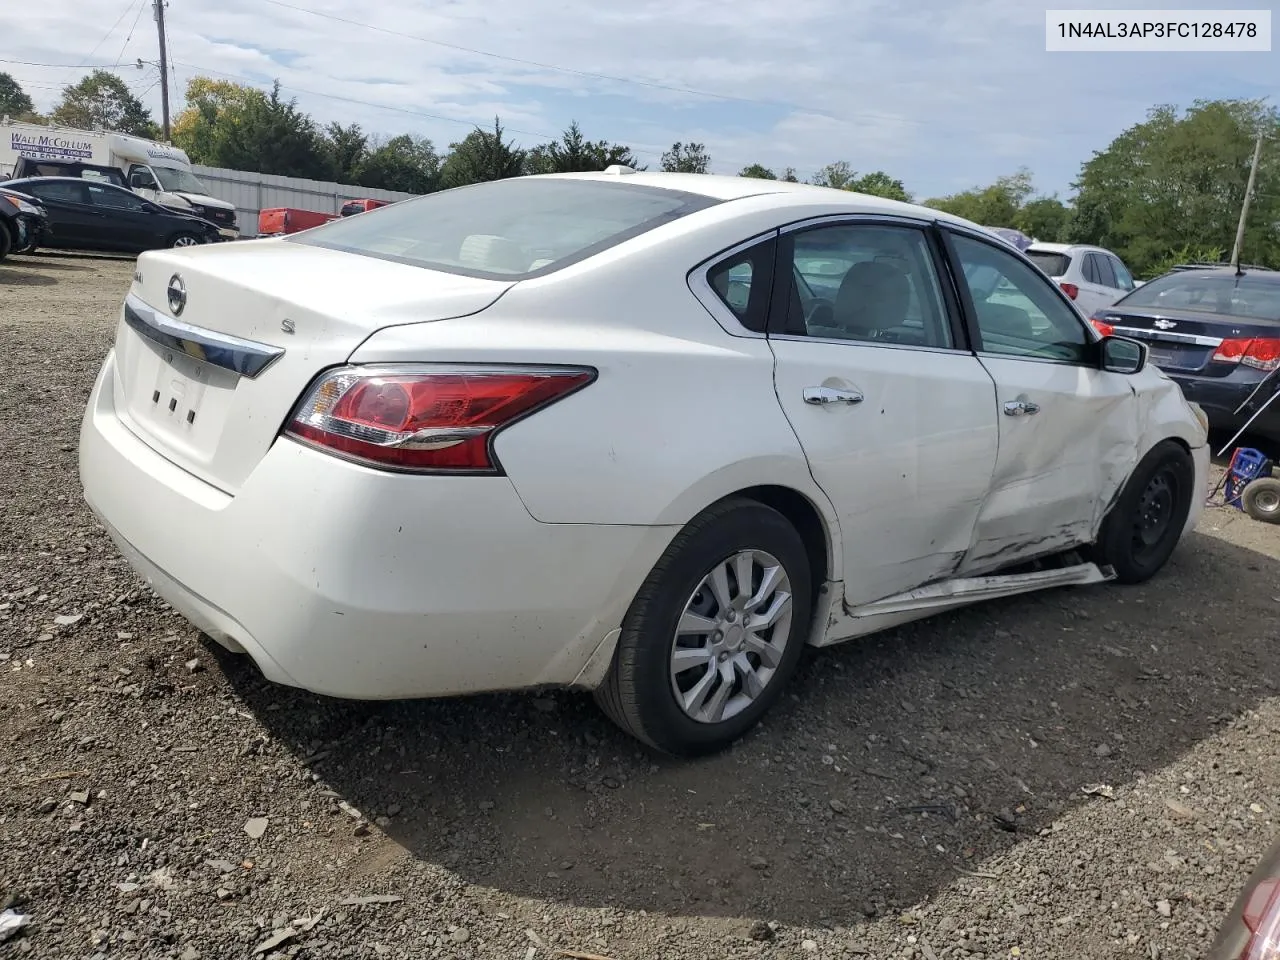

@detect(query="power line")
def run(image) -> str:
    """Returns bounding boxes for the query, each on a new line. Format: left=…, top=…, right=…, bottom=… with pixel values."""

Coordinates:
left=114, top=0, right=151, bottom=69
left=84, top=0, right=145, bottom=66
left=0, top=58, right=118, bottom=69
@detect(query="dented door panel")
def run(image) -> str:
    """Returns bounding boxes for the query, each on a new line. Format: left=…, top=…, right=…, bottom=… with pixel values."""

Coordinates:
left=958, top=356, right=1140, bottom=574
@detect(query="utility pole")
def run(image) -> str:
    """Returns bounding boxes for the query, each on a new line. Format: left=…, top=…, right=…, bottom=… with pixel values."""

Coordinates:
left=154, top=0, right=170, bottom=140
left=1230, top=132, right=1264, bottom=272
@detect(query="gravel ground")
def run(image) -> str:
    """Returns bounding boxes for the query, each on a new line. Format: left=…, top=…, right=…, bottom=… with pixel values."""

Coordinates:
left=3, top=251, right=1280, bottom=960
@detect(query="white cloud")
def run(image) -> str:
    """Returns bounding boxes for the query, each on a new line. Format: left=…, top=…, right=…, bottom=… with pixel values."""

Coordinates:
left=4, top=0, right=1274, bottom=199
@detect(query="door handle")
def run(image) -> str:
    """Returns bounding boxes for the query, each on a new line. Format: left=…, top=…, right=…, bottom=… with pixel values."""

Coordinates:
left=1003, top=399, right=1041, bottom=417
left=803, top=386, right=863, bottom=406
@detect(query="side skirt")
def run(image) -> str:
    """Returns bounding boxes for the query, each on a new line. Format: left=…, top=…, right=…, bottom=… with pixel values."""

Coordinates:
left=815, top=560, right=1113, bottom=647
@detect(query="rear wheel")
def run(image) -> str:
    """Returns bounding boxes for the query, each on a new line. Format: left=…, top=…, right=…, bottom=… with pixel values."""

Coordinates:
left=1243, top=478, right=1280, bottom=524
left=1094, top=440, right=1195, bottom=583
left=0, top=221, right=12, bottom=261
left=595, top=498, right=813, bottom=756
left=170, top=233, right=200, bottom=248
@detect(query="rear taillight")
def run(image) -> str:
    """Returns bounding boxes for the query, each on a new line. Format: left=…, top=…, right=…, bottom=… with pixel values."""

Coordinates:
left=1213, top=338, right=1280, bottom=371
left=284, top=364, right=595, bottom=473
left=1243, top=878, right=1280, bottom=959
left=1060, top=282, right=1079, bottom=300
left=1090, top=317, right=1115, bottom=336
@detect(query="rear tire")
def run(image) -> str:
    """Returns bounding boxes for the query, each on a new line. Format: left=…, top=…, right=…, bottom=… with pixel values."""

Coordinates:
left=595, top=498, right=813, bottom=756
left=1243, top=478, right=1280, bottom=524
left=0, top=221, right=12, bottom=262
left=1094, top=439, right=1195, bottom=583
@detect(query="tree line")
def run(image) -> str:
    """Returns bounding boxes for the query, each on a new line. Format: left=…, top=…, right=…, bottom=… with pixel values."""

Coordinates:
left=2, top=71, right=1276, bottom=276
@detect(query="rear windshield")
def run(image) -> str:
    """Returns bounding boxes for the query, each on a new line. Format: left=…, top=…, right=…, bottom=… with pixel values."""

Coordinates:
left=1120, top=273, right=1280, bottom=321
left=293, top=177, right=720, bottom=279
left=1026, top=250, right=1071, bottom=277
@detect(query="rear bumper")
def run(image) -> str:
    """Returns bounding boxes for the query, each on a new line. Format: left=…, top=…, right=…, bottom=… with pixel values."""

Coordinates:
left=79, top=349, right=674, bottom=699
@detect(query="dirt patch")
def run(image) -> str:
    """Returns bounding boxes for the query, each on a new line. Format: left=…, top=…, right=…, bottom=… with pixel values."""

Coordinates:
left=2, top=251, right=1279, bottom=959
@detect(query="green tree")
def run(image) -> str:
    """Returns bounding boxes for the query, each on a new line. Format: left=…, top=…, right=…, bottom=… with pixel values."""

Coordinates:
left=210, top=81, right=330, bottom=179
left=848, top=170, right=910, bottom=202
left=51, top=69, right=157, bottom=137
left=357, top=134, right=439, bottom=193
left=1069, top=99, right=1280, bottom=274
left=781, top=167, right=799, bottom=183
left=924, top=168, right=1035, bottom=226
left=739, top=163, right=777, bottom=180
left=439, top=117, right=526, bottom=188
left=810, top=161, right=857, bottom=190
left=526, top=120, right=639, bottom=174
left=1016, top=196, right=1071, bottom=242
left=326, top=122, right=368, bottom=183
left=0, top=73, right=36, bottom=119
left=661, top=142, right=710, bottom=174
left=172, top=77, right=264, bottom=163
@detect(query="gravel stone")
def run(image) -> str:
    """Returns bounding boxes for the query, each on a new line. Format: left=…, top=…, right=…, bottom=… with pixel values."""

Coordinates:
left=2, top=254, right=1279, bottom=959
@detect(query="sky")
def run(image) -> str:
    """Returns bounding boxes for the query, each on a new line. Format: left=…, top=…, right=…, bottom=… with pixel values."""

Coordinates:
left=4, top=0, right=1276, bottom=200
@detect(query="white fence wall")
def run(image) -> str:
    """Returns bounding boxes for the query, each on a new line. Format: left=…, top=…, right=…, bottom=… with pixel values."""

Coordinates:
left=191, top=165, right=418, bottom=237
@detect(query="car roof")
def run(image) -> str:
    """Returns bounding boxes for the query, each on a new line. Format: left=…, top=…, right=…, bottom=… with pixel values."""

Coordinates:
left=7, top=176, right=125, bottom=188
left=542, top=170, right=976, bottom=227
left=1159, top=266, right=1280, bottom=281
left=1027, top=242, right=1120, bottom=256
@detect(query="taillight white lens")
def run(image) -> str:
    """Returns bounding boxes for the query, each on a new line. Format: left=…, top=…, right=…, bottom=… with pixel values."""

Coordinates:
left=285, top=364, right=595, bottom=473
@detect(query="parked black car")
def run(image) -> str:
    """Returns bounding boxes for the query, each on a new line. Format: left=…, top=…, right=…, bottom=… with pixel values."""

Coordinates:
left=7, top=157, right=130, bottom=188
left=1089, top=266, right=1280, bottom=442
left=0, top=187, right=49, bottom=260
left=1, top=177, right=221, bottom=254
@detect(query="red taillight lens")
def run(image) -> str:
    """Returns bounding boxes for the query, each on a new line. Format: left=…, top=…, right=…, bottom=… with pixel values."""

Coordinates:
left=1213, top=338, right=1280, bottom=371
left=1244, top=878, right=1280, bottom=959
left=285, top=364, right=595, bottom=472
left=1060, top=282, right=1079, bottom=300
left=1091, top=318, right=1115, bottom=336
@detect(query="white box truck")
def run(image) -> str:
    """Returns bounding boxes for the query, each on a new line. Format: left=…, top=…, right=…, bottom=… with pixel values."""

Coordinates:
left=0, top=119, right=239, bottom=239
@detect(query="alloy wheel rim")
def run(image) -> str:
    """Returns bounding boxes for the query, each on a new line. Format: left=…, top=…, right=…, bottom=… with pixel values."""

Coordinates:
left=669, top=549, right=794, bottom=724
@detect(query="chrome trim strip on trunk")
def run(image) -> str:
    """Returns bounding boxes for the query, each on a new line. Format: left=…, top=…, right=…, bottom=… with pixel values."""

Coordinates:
left=122, top=293, right=284, bottom=379
left=1109, top=324, right=1223, bottom=347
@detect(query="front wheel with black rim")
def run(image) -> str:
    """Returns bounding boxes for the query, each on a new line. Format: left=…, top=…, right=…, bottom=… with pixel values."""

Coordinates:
left=1093, top=439, right=1195, bottom=583
left=1243, top=477, right=1280, bottom=524
left=595, top=498, right=814, bottom=757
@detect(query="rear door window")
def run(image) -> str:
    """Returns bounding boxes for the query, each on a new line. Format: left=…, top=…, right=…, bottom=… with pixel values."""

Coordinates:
left=1093, top=254, right=1117, bottom=288
left=25, top=181, right=89, bottom=204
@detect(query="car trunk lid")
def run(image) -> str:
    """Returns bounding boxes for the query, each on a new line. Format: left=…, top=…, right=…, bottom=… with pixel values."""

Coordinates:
left=1093, top=305, right=1280, bottom=375
left=113, top=241, right=515, bottom=494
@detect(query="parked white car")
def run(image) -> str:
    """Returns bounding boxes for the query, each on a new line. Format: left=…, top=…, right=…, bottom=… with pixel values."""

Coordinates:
left=79, top=171, right=1209, bottom=756
left=1025, top=242, right=1137, bottom=316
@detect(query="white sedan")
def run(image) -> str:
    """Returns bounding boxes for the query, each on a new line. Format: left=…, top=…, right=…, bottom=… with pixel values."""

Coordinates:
left=79, top=170, right=1210, bottom=756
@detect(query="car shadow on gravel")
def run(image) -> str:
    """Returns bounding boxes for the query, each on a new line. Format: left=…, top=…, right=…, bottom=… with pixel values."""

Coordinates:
left=216, top=527, right=1280, bottom=928
left=9, top=254, right=96, bottom=272
left=0, top=266, right=57, bottom=286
